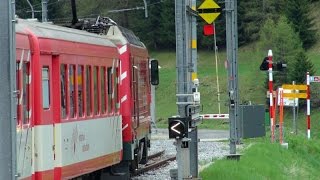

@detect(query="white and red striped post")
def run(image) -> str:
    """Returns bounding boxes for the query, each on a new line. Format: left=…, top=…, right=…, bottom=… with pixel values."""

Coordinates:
left=268, top=50, right=275, bottom=142
left=306, top=72, right=311, bottom=139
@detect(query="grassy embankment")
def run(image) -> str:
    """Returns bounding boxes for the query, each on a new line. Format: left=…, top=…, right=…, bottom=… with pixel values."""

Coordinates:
left=150, top=48, right=266, bottom=129
left=200, top=135, right=320, bottom=179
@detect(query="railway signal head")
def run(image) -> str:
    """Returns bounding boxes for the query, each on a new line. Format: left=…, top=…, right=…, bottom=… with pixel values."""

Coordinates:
left=275, top=61, right=287, bottom=71
left=150, top=59, right=159, bottom=85
left=168, top=117, right=190, bottom=139
left=203, top=24, right=215, bottom=36
left=259, top=57, right=287, bottom=71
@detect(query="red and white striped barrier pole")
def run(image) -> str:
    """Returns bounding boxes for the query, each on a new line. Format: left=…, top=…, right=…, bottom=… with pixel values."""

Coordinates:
left=201, top=114, right=229, bottom=120
left=268, top=50, right=275, bottom=142
left=307, top=72, right=311, bottom=139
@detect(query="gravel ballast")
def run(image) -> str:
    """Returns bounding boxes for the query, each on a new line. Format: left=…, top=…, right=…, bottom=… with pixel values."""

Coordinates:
left=132, top=129, right=229, bottom=180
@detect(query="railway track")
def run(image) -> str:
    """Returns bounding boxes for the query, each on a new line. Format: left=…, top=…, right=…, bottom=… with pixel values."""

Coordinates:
left=132, top=150, right=176, bottom=176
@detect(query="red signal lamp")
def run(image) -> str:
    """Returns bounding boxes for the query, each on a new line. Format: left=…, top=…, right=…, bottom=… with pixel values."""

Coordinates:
left=203, top=24, right=215, bottom=36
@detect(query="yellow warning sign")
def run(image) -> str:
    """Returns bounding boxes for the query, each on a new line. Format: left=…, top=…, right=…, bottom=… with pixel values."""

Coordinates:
left=198, top=0, right=221, bottom=24
left=283, top=93, right=307, bottom=99
left=282, top=84, right=307, bottom=91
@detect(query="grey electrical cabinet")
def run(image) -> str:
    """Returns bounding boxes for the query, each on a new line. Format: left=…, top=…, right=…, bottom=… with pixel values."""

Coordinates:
left=239, top=105, right=266, bottom=139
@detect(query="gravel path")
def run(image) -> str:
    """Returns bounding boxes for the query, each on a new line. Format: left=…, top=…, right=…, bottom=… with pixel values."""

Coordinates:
left=132, top=129, right=230, bottom=180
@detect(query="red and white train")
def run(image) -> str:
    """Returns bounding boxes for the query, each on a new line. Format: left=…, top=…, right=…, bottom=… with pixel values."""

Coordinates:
left=16, top=18, right=158, bottom=180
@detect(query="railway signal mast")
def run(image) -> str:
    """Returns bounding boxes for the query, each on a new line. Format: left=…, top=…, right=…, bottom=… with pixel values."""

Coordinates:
left=225, top=0, right=241, bottom=159
left=170, top=0, right=201, bottom=179
left=0, top=0, right=17, bottom=179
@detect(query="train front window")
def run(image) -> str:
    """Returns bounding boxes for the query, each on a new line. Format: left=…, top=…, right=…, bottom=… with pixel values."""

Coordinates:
left=42, top=67, right=50, bottom=109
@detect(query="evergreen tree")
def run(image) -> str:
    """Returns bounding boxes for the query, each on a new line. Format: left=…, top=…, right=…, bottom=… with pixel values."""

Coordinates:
left=259, top=16, right=303, bottom=88
left=285, top=0, right=317, bottom=49
left=158, top=0, right=175, bottom=49
left=238, top=1, right=265, bottom=45
left=290, top=51, right=315, bottom=83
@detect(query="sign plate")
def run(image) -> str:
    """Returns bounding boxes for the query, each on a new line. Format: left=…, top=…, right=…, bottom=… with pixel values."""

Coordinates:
left=283, top=93, right=307, bottom=99
left=277, top=88, right=299, bottom=107
left=282, top=84, right=307, bottom=90
left=198, top=0, right=221, bottom=24
left=310, top=76, right=320, bottom=83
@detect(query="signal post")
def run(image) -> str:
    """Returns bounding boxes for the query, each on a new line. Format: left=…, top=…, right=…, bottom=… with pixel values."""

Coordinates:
left=170, top=0, right=222, bottom=179
left=170, top=0, right=201, bottom=179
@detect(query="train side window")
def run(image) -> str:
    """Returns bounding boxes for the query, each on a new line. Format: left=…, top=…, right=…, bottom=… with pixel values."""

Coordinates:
left=20, top=63, right=30, bottom=124
left=94, top=66, right=99, bottom=115
left=23, top=63, right=30, bottom=124
left=86, top=65, right=92, bottom=116
left=101, top=67, right=106, bottom=114
left=60, top=64, right=67, bottom=119
left=114, top=67, right=119, bottom=110
left=16, top=62, right=21, bottom=124
left=42, top=66, right=50, bottom=109
left=69, top=65, right=76, bottom=118
left=78, top=65, right=84, bottom=117
left=107, top=67, right=112, bottom=113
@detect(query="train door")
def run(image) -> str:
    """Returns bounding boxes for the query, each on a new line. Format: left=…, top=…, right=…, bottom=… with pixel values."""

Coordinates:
left=16, top=49, right=33, bottom=179
left=132, top=57, right=139, bottom=129
left=33, top=54, right=55, bottom=179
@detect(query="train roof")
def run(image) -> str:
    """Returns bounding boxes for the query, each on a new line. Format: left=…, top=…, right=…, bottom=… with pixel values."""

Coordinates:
left=16, top=19, right=117, bottom=48
left=106, top=25, right=145, bottom=48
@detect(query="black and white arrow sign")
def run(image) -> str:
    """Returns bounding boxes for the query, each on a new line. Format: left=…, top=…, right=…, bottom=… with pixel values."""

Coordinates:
left=171, top=122, right=181, bottom=134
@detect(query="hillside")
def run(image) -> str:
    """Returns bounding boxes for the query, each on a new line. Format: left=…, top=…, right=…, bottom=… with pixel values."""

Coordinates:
left=151, top=0, right=320, bottom=130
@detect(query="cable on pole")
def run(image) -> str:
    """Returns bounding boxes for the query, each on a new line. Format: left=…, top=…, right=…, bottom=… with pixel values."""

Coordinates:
left=213, top=23, right=221, bottom=114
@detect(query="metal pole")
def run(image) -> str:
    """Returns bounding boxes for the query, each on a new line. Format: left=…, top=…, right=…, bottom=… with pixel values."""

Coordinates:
left=150, top=85, right=158, bottom=132
left=292, top=81, right=297, bottom=134
left=143, top=0, right=148, bottom=18
left=175, top=0, right=191, bottom=179
left=26, top=0, right=35, bottom=19
left=0, top=0, right=17, bottom=179
left=42, top=0, right=48, bottom=22
left=213, top=23, right=221, bottom=114
left=175, top=0, right=187, bottom=179
left=306, top=72, right=311, bottom=139
left=189, top=0, right=198, bottom=177
left=226, top=0, right=239, bottom=156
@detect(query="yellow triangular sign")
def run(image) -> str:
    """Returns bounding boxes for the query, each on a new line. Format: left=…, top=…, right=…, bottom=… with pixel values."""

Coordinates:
left=198, top=0, right=220, bottom=10
left=199, top=13, right=220, bottom=24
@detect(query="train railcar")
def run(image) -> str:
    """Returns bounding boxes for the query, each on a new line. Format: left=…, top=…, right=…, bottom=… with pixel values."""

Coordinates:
left=16, top=19, right=123, bottom=180
left=105, top=25, right=152, bottom=172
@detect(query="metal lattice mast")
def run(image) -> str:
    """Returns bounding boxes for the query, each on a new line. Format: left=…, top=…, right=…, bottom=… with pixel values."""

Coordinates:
left=0, top=0, right=17, bottom=179
left=188, top=0, right=198, bottom=177
left=174, top=0, right=200, bottom=178
left=175, top=0, right=190, bottom=178
left=225, top=0, right=239, bottom=155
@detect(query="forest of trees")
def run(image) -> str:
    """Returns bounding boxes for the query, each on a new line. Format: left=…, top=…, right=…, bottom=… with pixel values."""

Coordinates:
left=16, top=0, right=319, bottom=51
left=16, top=0, right=320, bottom=101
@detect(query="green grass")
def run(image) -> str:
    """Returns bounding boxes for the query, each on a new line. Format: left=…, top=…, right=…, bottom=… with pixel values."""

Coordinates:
left=150, top=49, right=267, bottom=128
left=200, top=135, right=320, bottom=180
left=151, top=49, right=320, bottom=131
